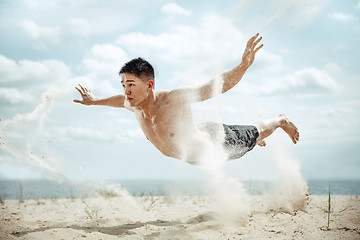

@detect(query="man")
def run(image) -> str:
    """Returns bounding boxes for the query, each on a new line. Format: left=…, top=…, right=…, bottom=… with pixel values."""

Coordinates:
left=74, top=33, right=299, bottom=165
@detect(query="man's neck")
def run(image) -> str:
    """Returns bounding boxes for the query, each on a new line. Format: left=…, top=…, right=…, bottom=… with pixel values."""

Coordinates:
left=137, top=91, right=158, bottom=119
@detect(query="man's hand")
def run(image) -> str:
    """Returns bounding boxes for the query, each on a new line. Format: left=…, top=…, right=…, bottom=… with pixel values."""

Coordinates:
left=241, top=33, right=263, bottom=70
left=74, top=84, right=98, bottom=105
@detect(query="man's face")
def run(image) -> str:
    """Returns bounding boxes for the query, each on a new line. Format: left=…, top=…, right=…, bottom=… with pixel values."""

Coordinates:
left=121, top=73, right=151, bottom=107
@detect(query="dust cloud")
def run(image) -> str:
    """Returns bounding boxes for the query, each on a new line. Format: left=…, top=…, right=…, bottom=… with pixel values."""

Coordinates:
left=0, top=87, right=137, bottom=204
left=178, top=72, right=308, bottom=227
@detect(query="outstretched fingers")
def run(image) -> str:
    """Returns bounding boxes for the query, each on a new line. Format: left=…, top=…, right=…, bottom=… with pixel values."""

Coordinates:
left=254, top=43, right=263, bottom=53
left=75, top=87, right=83, bottom=96
left=253, top=37, right=263, bottom=49
left=250, top=33, right=259, bottom=42
left=76, top=84, right=92, bottom=95
left=79, top=84, right=86, bottom=93
left=74, top=84, right=87, bottom=104
left=253, top=35, right=262, bottom=47
left=253, top=35, right=263, bottom=51
left=244, top=33, right=263, bottom=57
left=246, top=33, right=257, bottom=49
left=73, top=99, right=84, bottom=104
left=75, top=84, right=84, bottom=94
left=247, top=33, right=260, bottom=47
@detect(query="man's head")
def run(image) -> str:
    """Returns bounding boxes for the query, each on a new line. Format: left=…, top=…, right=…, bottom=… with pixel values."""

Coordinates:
left=120, top=58, right=155, bottom=108
left=119, top=57, right=155, bottom=88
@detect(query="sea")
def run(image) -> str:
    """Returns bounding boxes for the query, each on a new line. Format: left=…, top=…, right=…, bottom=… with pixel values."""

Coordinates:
left=0, top=179, right=359, bottom=200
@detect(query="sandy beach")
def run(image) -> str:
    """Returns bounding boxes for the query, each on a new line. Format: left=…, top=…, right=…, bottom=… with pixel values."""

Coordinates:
left=1, top=194, right=359, bottom=240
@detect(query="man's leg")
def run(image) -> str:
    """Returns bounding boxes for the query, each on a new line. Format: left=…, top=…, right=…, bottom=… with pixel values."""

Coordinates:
left=256, top=114, right=299, bottom=147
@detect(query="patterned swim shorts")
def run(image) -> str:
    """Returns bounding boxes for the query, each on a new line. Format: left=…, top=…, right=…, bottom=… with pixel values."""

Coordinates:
left=197, top=122, right=259, bottom=160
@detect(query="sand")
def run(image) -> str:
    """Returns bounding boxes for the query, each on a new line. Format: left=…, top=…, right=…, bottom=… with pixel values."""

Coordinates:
left=1, top=195, right=359, bottom=240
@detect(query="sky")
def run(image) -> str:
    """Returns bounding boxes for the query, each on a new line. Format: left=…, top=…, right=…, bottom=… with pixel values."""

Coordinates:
left=0, top=0, right=359, bottom=181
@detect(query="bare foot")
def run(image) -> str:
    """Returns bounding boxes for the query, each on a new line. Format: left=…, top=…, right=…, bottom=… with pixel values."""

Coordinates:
left=279, top=114, right=299, bottom=144
left=257, top=139, right=266, bottom=147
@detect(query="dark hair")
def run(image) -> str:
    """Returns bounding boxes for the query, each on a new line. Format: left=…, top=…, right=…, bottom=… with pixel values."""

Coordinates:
left=119, top=57, right=155, bottom=87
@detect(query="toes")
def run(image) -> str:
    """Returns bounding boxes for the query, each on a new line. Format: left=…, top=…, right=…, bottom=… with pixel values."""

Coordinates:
left=294, top=131, right=300, bottom=143
left=282, top=124, right=300, bottom=144
left=257, top=140, right=266, bottom=147
left=292, top=134, right=298, bottom=144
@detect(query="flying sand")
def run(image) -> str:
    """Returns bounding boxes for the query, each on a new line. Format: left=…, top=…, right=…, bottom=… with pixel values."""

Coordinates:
left=74, top=33, right=299, bottom=165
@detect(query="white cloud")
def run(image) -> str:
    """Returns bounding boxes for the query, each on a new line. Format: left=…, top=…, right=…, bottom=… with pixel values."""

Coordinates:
left=260, top=68, right=339, bottom=96
left=118, top=13, right=245, bottom=62
left=0, top=88, right=34, bottom=104
left=0, top=55, right=71, bottom=86
left=117, top=13, right=250, bottom=85
left=15, top=2, right=143, bottom=40
left=0, top=55, right=72, bottom=109
left=85, top=44, right=128, bottom=63
left=329, top=12, right=356, bottom=21
left=117, top=13, right=286, bottom=88
left=0, top=87, right=62, bottom=146
left=161, top=3, right=191, bottom=16
left=66, top=18, right=93, bottom=37
left=316, top=103, right=359, bottom=140
left=332, top=43, right=348, bottom=52
left=320, top=107, right=354, bottom=118
left=52, top=123, right=143, bottom=144
left=254, top=50, right=283, bottom=73
left=323, top=62, right=342, bottom=75
left=22, top=0, right=47, bottom=10
left=264, top=0, right=323, bottom=29
left=294, top=5, right=320, bottom=26
left=72, top=76, right=94, bottom=89
left=20, top=20, right=60, bottom=47
left=357, top=0, right=360, bottom=9
left=125, top=128, right=144, bottom=139
left=59, top=125, right=113, bottom=140
left=80, top=44, right=128, bottom=94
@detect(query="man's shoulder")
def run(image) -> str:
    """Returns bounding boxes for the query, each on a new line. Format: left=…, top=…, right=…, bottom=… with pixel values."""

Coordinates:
left=157, top=90, right=170, bottom=95
left=156, top=89, right=185, bottom=104
left=160, top=86, right=199, bottom=103
left=157, top=86, right=198, bottom=103
left=163, top=88, right=184, bottom=101
left=156, top=90, right=170, bottom=99
left=155, top=90, right=172, bottom=103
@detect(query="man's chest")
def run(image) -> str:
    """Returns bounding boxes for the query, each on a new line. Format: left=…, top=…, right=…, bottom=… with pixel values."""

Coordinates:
left=135, top=104, right=189, bottom=140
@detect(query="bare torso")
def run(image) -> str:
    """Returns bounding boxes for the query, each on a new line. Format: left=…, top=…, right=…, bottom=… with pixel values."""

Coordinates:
left=133, top=91, right=200, bottom=160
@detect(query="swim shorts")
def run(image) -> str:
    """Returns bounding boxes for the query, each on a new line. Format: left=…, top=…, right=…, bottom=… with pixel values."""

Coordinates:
left=197, top=122, right=259, bottom=160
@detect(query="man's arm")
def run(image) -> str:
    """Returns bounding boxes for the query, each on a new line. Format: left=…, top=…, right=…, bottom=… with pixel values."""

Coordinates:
left=169, top=34, right=263, bottom=103
left=221, top=33, right=263, bottom=93
left=74, top=84, right=134, bottom=111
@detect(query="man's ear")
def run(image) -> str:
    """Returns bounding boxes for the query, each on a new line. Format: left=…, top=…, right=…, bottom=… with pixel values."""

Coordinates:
left=148, top=80, right=154, bottom=89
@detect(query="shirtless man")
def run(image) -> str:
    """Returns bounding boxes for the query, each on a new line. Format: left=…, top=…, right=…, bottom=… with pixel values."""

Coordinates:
left=74, top=33, right=299, bottom=164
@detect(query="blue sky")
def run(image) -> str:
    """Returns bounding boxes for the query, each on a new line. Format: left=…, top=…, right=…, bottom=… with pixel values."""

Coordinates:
left=0, top=0, right=359, bottom=181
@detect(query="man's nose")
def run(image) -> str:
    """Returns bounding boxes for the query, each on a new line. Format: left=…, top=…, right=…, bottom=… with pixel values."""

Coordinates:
left=125, top=89, right=131, bottom=95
